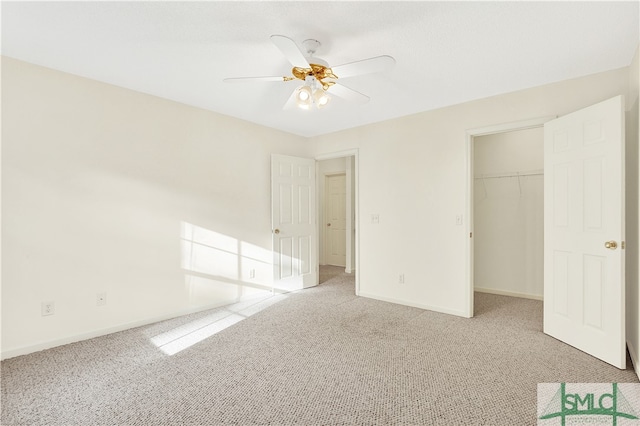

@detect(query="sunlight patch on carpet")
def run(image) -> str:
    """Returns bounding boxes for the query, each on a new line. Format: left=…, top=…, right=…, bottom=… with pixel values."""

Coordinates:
left=151, top=294, right=289, bottom=355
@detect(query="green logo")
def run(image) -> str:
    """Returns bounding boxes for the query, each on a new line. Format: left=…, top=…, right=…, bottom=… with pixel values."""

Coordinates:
left=539, top=383, right=639, bottom=425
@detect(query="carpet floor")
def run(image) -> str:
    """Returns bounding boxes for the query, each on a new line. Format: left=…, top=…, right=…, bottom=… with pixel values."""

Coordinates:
left=1, top=266, right=638, bottom=425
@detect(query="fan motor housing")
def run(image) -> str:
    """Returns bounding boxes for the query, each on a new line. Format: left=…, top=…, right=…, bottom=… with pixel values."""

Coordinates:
left=292, top=61, right=336, bottom=83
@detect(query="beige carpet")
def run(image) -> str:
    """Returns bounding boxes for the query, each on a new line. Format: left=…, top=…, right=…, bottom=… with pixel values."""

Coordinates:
left=1, top=266, right=637, bottom=425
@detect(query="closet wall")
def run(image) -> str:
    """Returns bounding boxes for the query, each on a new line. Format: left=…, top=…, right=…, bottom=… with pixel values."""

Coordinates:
left=474, top=127, right=544, bottom=299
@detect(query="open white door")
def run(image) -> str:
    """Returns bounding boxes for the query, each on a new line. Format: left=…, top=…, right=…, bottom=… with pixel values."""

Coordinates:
left=544, top=95, right=625, bottom=369
left=271, top=154, right=318, bottom=291
left=325, top=174, right=347, bottom=267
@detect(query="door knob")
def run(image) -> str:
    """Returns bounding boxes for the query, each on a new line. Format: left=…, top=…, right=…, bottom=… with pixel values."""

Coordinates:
left=274, top=229, right=280, bottom=234
left=604, top=241, right=617, bottom=250
left=327, top=223, right=331, bottom=227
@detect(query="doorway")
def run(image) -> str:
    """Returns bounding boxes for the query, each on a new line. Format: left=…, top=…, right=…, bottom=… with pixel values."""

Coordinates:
left=473, top=127, right=544, bottom=302
left=316, top=151, right=358, bottom=292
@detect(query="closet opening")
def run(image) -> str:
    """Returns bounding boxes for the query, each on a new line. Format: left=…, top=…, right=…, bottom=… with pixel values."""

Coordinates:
left=467, top=118, right=552, bottom=317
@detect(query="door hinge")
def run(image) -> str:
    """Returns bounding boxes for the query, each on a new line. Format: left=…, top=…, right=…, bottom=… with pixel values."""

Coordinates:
left=470, top=232, right=473, bottom=238
left=622, top=241, right=625, bottom=249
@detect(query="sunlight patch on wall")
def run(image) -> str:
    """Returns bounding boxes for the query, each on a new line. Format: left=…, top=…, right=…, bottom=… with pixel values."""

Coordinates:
left=180, top=222, right=274, bottom=306
left=178, top=222, right=305, bottom=308
left=181, top=222, right=272, bottom=282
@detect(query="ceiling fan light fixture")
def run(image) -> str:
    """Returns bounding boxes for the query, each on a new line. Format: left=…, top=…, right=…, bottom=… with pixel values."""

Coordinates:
left=295, top=86, right=313, bottom=109
left=297, top=86, right=311, bottom=101
left=314, top=89, right=331, bottom=109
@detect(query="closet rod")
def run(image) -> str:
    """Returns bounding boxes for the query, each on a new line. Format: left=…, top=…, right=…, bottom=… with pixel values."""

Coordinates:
left=474, top=171, right=543, bottom=180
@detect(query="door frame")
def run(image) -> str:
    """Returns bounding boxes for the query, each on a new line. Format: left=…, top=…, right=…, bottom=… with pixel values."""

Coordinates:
left=465, top=116, right=556, bottom=318
left=322, top=172, right=347, bottom=268
left=316, top=149, right=360, bottom=295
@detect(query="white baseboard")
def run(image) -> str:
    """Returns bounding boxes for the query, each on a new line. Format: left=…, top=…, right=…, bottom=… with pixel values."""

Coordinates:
left=0, top=299, right=255, bottom=360
left=627, top=341, right=640, bottom=380
left=358, top=291, right=467, bottom=317
left=474, top=287, right=543, bottom=301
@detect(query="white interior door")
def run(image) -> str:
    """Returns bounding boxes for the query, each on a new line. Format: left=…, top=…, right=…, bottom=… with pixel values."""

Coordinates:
left=544, top=95, right=625, bottom=369
left=325, top=174, right=347, bottom=267
left=271, top=154, right=317, bottom=291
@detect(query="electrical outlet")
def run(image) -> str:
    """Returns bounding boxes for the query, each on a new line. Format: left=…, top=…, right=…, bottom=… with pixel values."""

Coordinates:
left=371, top=214, right=380, bottom=224
left=249, top=269, right=256, bottom=279
left=399, top=273, right=405, bottom=284
left=41, top=301, right=55, bottom=316
left=96, top=293, right=107, bottom=306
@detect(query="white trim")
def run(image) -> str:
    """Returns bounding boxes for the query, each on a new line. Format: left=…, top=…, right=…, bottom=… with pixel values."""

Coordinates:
left=345, top=156, right=353, bottom=274
left=350, top=152, right=359, bottom=293
left=315, top=149, right=358, bottom=161
left=0, top=299, right=249, bottom=360
left=467, top=116, right=557, bottom=137
left=315, top=149, right=360, bottom=295
left=466, top=132, right=474, bottom=318
left=359, top=292, right=468, bottom=318
left=475, top=287, right=543, bottom=301
left=466, top=116, right=555, bottom=318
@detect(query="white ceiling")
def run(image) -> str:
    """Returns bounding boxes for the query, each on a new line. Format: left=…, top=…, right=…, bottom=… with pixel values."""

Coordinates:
left=2, top=1, right=638, bottom=138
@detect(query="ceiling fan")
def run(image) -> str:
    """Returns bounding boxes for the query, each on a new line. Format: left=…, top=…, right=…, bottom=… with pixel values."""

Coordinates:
left=224, top=35, right=395, bottom=110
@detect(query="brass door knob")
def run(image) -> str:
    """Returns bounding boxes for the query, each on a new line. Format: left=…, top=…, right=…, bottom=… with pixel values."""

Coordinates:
left=604, top=241, right=617, bottom=250
left=274, top=229, right=280, bottom=234
left=327, top=223, right=331, bottom=227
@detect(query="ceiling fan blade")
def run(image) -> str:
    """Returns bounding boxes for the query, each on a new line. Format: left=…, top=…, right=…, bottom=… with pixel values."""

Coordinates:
left=327, top=83, right=370, bottom=104
left=331, top=55, right=395, bottom=79
left=282, top=87, right=299, bottom=110
left=224, top=76, right=288, bottom=83
left=270, top=35, right=310, bottom=69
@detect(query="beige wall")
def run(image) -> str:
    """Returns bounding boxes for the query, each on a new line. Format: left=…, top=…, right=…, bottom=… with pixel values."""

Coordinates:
left=312, top=66, right=630, bottom=317
left=3, top=50, right=638, bottom=360
left=474, top=128, right=544, bottom=175
left=1, top=57, right=310, bottom=358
